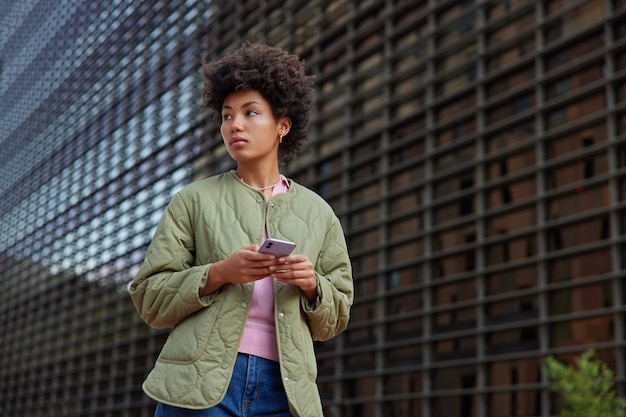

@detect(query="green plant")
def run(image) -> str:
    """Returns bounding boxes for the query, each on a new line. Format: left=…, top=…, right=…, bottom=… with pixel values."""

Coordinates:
left=545, top=349, right=626, bottom=417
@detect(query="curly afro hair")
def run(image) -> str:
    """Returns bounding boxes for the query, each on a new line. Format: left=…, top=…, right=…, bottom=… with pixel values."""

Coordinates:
left=202, top=42, right=315, bottom=162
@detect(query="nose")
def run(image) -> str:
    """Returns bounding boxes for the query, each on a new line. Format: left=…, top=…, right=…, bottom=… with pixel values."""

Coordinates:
left=230, top=113, right=243, bottom=132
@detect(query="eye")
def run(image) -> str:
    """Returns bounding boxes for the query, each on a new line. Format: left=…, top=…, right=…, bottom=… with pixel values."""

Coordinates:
left=246, top=110, right=258, bottom=116
left=222, top=113, right=232, bottom=121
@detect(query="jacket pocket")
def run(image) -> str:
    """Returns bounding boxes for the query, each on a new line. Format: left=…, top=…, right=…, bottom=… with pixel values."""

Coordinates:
left=157, top=298, right=222, bottom=364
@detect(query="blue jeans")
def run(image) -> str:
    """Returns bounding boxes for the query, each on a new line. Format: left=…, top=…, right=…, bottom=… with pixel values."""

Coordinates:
left=154, top=353, right=293, bottom=417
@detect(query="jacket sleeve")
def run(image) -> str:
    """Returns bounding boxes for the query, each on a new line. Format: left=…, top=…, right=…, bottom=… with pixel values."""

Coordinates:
left=302, top=214, right=354, bottom=341
left=129, top=192, right=214, bottom=329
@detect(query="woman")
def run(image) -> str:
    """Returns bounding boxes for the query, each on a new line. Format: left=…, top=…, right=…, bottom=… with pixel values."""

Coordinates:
left=130, top=42, right=353, bottom=417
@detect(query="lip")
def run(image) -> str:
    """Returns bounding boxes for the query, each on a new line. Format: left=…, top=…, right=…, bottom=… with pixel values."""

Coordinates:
left=229, top=136, right=248, bottom=146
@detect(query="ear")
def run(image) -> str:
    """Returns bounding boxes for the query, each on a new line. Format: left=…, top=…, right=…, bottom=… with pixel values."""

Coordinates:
left=278, top=116, right=292, bottom=137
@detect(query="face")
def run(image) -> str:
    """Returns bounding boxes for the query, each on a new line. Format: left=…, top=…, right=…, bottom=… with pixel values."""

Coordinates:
left=220, top=90, right=290, bottom=164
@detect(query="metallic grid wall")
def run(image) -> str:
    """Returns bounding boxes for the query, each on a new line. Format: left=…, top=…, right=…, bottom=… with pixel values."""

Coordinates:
left=1, top=0, right=626, bottom=416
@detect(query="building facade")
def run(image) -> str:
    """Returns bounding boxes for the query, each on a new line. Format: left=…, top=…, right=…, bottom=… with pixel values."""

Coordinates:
left=1, top=0, right=626, bottom=416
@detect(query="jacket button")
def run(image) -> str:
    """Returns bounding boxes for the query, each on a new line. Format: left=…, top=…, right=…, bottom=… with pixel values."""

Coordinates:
left=241, top=302, right=248, bottom=308
left=278, top=312, right=284, bottom=318
left=256, top=198, right=263, bottom=203
left=221, top=362, right=229, bottom=369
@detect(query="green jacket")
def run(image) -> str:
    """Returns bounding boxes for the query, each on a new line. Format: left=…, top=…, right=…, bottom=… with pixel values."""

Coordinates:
left=130, top=171, right=353, bottom=416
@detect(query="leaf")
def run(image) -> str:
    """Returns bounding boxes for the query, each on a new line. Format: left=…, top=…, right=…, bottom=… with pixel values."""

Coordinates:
left=544, top=349, right=626, bottom=417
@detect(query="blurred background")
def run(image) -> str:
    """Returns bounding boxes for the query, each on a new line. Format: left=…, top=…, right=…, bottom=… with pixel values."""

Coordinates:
left=1, top=0, right=626, bottom=416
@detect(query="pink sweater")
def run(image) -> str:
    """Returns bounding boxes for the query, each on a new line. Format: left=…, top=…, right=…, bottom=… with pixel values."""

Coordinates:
left=238, top=176, right=289, bottom=361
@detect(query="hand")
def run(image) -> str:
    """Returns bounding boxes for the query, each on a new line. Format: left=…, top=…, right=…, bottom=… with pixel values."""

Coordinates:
left=270, top=254, right=318, bottom=302
left=201, top=245, right=281, bottom=296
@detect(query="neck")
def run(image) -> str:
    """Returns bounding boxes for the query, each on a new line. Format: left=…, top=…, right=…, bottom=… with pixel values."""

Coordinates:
left=235, top=167, right=281, bottom=191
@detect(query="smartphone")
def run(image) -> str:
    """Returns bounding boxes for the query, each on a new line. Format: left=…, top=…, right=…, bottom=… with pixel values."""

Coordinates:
left=258, top=237, right=296, bottom=257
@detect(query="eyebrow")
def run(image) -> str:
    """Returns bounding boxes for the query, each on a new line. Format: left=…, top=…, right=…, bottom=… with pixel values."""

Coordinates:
left=222, top=101, right=261, bottom=110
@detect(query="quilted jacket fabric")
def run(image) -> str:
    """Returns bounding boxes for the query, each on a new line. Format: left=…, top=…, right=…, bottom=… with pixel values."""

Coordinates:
left=130, top=171, right=353, bottom=416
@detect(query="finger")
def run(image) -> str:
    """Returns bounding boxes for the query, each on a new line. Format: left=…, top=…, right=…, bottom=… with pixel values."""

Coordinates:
left=280, top=254, right=307, bottom=263
left=274, top=269, right=314, bottom=280
left=243, top=268, right=273, bottom=281
left=275, top=273, right=317, bottom=291
left=246, top=250, right=277, bottom=262
left=248, top=262, right=277, bottom=273
left=277, top=261, right=313, bottom=273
